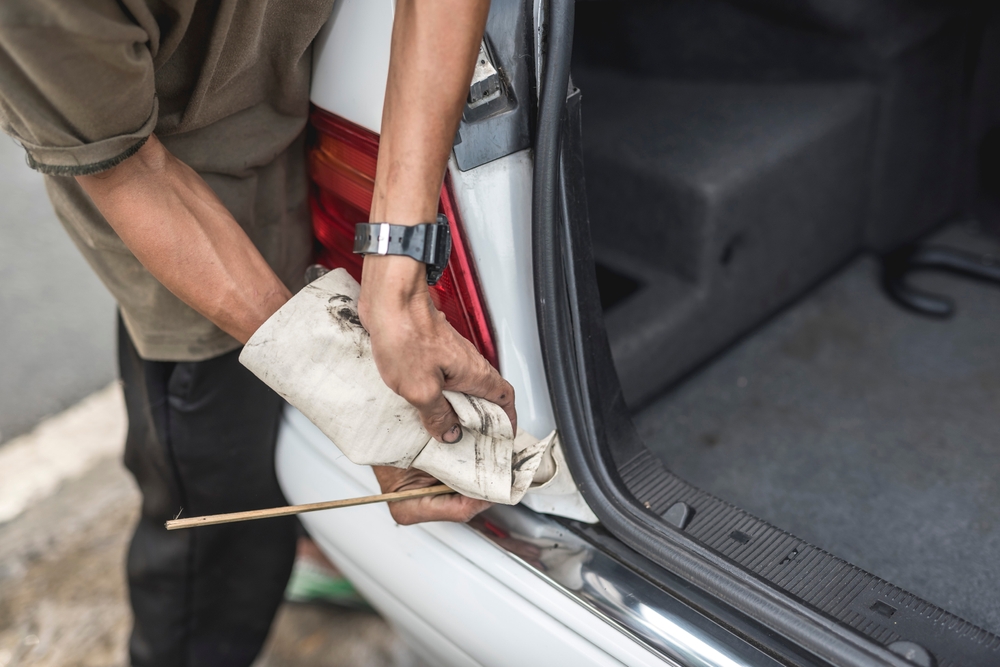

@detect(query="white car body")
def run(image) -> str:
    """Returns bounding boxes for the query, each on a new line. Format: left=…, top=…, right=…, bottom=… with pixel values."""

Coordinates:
left=275, top=2, right=753, bottom=665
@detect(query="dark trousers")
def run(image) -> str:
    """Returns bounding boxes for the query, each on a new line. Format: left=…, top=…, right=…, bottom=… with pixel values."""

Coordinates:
left=118, top=317, right=297, bottom=667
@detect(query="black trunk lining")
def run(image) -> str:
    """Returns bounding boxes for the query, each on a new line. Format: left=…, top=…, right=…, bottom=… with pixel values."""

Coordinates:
left=618, top=449, right=1000, bottom=666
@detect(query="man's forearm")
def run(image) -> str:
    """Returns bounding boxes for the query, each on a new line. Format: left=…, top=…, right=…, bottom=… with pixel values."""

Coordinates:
left=369, top=0, right=490, bottom=227
left=76, top=134, right=290, bottom=344
left=361, top=0, right=490, bottom=311
left=360, top=0, right=489, bottom=319
left=357, top=0, right=517, bottom=464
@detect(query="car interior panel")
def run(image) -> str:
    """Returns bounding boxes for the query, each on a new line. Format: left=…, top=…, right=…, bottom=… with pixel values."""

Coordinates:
left=545, top=0, right=1000, bottom=663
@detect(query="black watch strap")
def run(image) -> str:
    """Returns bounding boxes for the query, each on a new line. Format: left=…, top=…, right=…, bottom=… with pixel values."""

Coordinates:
left=353, top=214, right=452, bottom=285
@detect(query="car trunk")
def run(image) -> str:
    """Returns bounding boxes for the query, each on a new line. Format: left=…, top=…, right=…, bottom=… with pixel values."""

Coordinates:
left=628, top=223, right=1000, bottom=637
left=535, top=1, right=1000, bottom=664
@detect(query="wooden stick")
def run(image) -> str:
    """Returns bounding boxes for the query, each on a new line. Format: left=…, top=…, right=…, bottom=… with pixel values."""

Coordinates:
left=165, top=484, right=454, bottom=530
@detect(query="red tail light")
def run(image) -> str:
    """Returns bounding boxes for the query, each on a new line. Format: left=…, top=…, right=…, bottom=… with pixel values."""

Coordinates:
left=307, top=106, right=498, bottom=368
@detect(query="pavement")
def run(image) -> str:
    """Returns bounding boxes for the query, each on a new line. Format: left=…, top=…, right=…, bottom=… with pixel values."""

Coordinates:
left=0, top=419, right=422, bottom=667
left=0, top=136, right=116, bottom=445
left=0, top=139, right=422, bottom=667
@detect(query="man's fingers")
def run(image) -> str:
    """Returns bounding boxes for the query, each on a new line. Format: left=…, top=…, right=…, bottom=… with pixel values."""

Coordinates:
left=371, top=464, right=490, bottom=525
left=446, top=351, right=517, bottom=435
left=492, top=378, right=517, bottom=436
left=404, top=384, right=463, bottom=443
left=388, top=494, right=491, bottom=526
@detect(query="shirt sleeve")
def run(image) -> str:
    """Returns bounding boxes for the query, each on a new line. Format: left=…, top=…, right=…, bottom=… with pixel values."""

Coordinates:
left=0, top=0, right=157, bottom=175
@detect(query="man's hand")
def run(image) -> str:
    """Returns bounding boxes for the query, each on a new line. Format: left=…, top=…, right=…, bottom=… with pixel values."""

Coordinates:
left=358, top=255, right=515, bottom=443
left=362, top=0, right=505, bottom=524
left=360, top=0, right=516, bottom=453
left=373, top=465, right=490, bottom=525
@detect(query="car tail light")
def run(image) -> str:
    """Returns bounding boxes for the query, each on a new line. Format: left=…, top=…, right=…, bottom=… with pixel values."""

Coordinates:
left=307, top=105, right=498, bottom=368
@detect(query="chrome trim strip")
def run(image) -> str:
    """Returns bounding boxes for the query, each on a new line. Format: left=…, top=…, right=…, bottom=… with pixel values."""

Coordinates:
left=471, top=505, right=779, bottom=667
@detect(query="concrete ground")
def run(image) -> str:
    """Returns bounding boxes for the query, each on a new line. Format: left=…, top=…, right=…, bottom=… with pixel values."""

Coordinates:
left=0, top=452, right=423, bottom=667
left=0, top=136, right=419, bottom=667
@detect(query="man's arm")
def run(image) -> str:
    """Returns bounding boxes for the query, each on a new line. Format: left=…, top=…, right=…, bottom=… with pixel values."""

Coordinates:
left=361, top=0, right=512, bottom=442
left=74, top=134, right=290, bottom=345
left=359, top=0, right=518, bottom=523
left=77, top=0, right=508, bottom=524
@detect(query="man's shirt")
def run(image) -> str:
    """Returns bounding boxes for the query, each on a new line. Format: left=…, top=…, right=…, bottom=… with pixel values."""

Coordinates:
left=0, top=0, right=334, bottom=360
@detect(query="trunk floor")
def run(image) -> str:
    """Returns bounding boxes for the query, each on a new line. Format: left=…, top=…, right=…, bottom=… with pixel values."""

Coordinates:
left=634, top=222, right=1000, bottom=635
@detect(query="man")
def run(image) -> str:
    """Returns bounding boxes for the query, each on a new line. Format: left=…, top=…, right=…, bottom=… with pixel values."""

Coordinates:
left=0, top=0, right=514, bottom=665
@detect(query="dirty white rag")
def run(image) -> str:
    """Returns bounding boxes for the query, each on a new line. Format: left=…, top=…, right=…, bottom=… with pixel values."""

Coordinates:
left=239, top=268, right=558, bottom=504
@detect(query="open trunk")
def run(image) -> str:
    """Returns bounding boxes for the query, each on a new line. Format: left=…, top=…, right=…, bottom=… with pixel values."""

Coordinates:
left=536, top=1, right=1000, bottom=664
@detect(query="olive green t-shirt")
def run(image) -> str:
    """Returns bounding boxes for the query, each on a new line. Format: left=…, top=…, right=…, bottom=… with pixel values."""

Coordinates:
left=0, top=0, right=335, bottom=360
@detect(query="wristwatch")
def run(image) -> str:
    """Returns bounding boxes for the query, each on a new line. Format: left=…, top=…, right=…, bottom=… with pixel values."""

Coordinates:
left=353, top=214, right=452, bottom=285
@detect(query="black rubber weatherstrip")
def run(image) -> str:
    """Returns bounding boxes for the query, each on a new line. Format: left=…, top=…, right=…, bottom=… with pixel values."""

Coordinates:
left=529, top=2, right=942, bottom=666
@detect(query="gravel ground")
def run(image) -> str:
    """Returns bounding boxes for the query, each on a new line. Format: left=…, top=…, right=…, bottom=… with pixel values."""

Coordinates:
left=0, top=456, right=423, bottom=667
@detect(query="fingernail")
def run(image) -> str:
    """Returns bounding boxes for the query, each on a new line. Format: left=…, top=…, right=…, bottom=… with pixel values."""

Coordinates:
left=444, top=425, right=463, bottom=443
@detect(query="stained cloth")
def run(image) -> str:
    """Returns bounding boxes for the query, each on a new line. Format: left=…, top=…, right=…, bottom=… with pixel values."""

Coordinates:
left=240, top=269, right=564, bottom=505
left=0, top=0, right=334, bottom=360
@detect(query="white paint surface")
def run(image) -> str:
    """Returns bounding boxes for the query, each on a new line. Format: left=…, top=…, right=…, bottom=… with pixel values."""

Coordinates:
left=310, top=0, right=394, bottom=134
left=448, top=152, right=598, bottom=522
left=0, top=384, right=126, bottom=524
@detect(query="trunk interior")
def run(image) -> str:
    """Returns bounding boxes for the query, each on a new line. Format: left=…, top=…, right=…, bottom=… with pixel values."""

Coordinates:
left=572, top=0, right=1000, bottom=639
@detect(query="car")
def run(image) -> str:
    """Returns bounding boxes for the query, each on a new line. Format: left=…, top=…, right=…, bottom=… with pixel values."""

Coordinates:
left=276, top=1, right=1000, bottom=665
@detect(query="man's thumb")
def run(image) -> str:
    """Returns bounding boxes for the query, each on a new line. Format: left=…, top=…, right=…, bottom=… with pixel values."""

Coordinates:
left=418, top=393, right=463, bottom=444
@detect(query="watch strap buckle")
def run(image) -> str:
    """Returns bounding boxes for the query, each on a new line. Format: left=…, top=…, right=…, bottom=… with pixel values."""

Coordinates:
left=352, top=214, right=452, bottom=286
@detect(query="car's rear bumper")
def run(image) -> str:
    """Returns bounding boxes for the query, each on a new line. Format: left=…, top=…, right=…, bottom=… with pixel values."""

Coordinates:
left=276, top=406, right=763, bottom=667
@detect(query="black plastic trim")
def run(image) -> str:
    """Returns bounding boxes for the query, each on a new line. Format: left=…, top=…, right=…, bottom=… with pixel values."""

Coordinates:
left=453, top=0, right=534, bottom=171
